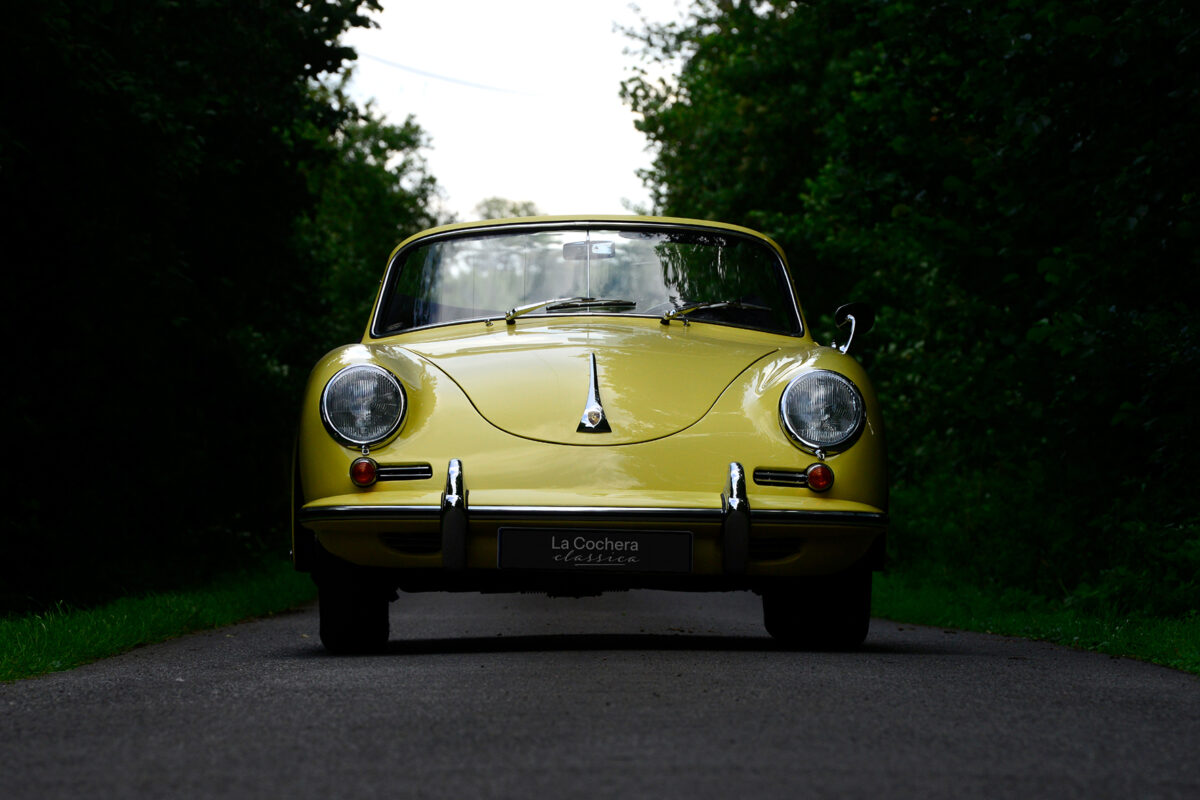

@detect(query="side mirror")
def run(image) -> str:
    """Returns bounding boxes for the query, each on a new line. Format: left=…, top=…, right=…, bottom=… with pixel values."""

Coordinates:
left=832, top=302, right=875, bottom=354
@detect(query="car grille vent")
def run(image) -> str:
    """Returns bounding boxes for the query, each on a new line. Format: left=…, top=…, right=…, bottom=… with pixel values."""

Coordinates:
left=378, top=464, right=435, bottom=481
left=379, top=532, right=442, bottom=554
left=749, top=538, right=806, bottom=561
left=752, top=468, right=808, bottom=487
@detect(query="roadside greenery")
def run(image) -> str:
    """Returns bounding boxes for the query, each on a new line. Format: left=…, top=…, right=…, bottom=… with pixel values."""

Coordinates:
left=1, top=1, right=437, bottom=613
left=0, top=560, right=316, bottom=683
left=624, top=0, right=1199, bottom=618
left=4, top=563, right=1194, bottom=682
left=874, top=568, right=1200, bottom=676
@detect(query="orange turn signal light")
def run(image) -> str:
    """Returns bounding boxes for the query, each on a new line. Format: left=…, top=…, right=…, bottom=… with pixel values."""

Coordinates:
left=350, top=457, right=378, bottom=487
left=805, top=463, right=834, bottom=492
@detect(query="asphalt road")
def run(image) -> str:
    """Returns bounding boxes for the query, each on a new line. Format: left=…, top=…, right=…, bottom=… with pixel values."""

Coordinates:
left=2, top=590, right=1198, bottom=799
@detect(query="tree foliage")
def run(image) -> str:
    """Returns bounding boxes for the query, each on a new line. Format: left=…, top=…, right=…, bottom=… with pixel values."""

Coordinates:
left=300, top=79, right=440, bottom=341
left=624, top=0, right=1200, bottom=614
left=474, top=197, right=542, bottom=220
left=0, top=1, right=438, bottom=610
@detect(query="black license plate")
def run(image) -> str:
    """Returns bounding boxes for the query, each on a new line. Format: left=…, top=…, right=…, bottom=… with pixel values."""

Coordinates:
left=498, top=528, right=693, bottom=573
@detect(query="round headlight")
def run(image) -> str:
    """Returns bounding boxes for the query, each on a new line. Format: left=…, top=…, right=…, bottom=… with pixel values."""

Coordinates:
left=321, top=365, right=406, bottom=447
left=779, top=370, right=865, bottom=453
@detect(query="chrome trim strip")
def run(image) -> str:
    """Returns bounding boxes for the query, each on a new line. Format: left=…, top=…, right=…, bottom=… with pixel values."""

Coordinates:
left=577, top=352, right=612, bottom=433
left=378, top=464, right=435, bottom=481
left=300, top=504, right=888, bottom=526
left=472, top=506, right=721, bottom=522
left=752, top=468, right=808, bottom=488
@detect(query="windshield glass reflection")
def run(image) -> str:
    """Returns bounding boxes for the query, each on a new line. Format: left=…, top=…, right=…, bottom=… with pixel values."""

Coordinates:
left=376, top=227, right=798, bottom=335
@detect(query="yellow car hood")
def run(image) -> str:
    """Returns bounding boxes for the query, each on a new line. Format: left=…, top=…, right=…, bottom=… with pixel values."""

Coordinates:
left=399, top=321, right=779, bottom=445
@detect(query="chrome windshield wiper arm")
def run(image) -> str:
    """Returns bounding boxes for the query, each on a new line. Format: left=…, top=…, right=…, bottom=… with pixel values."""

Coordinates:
left=504, top=297, right=636, bottom=325
left=659, top=300, right=772, bottom=326
left=504, top=296, right=588, bottom=325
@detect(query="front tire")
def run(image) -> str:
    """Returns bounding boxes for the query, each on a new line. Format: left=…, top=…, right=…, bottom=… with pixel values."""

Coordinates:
left=313, top=545, right=391, bottom=654
left=762, top=567, right=872, bottom=649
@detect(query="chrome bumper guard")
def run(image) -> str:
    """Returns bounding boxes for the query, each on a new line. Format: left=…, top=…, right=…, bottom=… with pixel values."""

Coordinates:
left=440, top=459, right=468, bottom=571
left=721, top=462, right=750, bottom=574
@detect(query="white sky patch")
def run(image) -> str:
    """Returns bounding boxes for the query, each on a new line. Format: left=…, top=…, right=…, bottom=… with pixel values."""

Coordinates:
left=341, top=0, right=686, bottom=221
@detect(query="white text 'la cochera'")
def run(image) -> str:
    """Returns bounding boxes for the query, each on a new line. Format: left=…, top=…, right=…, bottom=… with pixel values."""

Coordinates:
left=550, top=535, right=641, bottom=566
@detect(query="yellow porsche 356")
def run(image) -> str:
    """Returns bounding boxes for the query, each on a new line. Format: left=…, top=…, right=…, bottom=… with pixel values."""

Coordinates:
left=294, top=216, right=887, bottom=652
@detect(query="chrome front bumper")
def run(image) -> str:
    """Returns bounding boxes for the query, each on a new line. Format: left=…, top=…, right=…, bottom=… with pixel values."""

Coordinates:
left=297, top=460, right=888, bottom=578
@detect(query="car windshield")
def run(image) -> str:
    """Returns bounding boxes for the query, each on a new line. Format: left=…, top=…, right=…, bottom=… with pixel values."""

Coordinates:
left=373, top=226, right=800, bottom=336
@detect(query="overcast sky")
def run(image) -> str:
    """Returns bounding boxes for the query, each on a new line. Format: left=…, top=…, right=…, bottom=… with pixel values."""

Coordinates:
left=341, top=0, right=686, bottom=222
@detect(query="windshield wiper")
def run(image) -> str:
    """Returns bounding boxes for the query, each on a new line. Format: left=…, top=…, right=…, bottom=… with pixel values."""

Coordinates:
left=660, top=300, right=772, bottom=326
left=504, top=296, right=635, bottom=325
left=545, top=297, right=636, bottom=312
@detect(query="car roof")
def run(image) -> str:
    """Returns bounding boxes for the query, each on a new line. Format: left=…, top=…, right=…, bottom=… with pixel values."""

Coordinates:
left=386, top=215, right=788, bottom=265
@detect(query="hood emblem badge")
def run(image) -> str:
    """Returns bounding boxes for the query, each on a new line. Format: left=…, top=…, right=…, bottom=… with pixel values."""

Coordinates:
left=577, top=353, right=612, bottom=433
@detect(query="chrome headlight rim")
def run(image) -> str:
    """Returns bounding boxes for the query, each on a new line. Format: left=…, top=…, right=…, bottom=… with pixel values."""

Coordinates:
left=779, top=369, right=866, bottom=455
left=320, top=364, right=407, bottom=448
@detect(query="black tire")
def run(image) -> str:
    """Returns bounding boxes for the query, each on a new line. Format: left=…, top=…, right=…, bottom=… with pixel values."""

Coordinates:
left=762, top=567, right=872, bottom=649
left=313, top=546, right=391, bottom=654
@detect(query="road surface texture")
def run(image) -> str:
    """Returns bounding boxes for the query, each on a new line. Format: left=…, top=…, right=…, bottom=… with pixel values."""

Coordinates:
left=2, top=590, right=1198, bottom=799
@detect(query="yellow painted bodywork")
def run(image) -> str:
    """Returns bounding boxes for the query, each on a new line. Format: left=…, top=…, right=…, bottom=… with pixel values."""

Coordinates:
left=296, top=216, right=887, bottom=580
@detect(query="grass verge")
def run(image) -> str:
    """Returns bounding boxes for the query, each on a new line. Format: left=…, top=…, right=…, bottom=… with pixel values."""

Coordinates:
left=873, top=567, right=1200, bottom=675
left=1, top=560, right=316, bottom=683
left=4, top=560, right=1195, bottom=681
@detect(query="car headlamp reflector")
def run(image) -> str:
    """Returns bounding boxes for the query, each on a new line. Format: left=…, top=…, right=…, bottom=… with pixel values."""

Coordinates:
left=779, top=370, right=865, bottom=452
left=321, top=365, right=406, bottom=447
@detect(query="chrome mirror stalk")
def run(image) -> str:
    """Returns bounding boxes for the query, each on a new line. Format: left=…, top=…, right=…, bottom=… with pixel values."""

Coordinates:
left=833, top=302, right=876, bottom=355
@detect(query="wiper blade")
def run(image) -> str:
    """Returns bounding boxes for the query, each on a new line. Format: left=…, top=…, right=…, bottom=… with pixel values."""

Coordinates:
left=504, top=296, right=635, bottom=325
left=660, top=300, right=772, bottom=326
left=545, top=297, right=636, bottom=312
